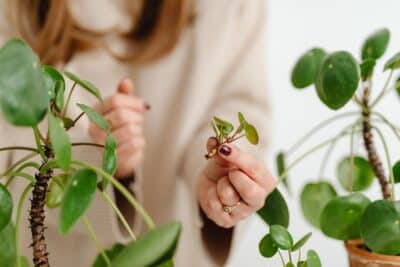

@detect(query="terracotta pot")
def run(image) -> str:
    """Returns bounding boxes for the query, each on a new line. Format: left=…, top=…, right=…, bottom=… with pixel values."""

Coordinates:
left=345, top=240, right=400, bottom=267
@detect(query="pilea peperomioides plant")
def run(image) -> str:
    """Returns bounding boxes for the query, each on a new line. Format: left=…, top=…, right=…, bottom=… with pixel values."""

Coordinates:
left=0, top=38, right=181, bottom=267
left=279, top=28, right=400, bottom=266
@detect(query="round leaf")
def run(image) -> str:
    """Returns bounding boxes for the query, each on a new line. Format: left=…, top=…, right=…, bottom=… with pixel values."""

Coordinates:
left=306, top=250, right=322, bottom=267
left=101, top=134, right=118, bottom=189
left=64, top=71, right=102, bottom=101
left=154, top=259, right=174, bottom=267
left=392, top=160, right=400, bottom=184
left=258, top=188, right=289, bottom=227
left=0, top=222, right=16, bottom=267
left=43, top=65, right=65, bottom=111
left=337, top=156, right=374, bottom=192
left=213, top=116, right=234, bottom=136
left=60, top=169, right=97, bottom=234
left=291, top=48, right=327, bottom=89
left=292, top=232, right=312, bottom=251
left=286, top=263, right=295, bottom=267
left=300, top=181, right=337, bottom=228
left=244, top=123, right=259, bottom=145
left=270, top=225, right=293, bottom=250
left=361, top=28, right=390, bottom=60
left=19, top=256, right=30, bottom=267
left=112, top=221, right=182, bottom=267
left=0, top=39, right=48, bottom=126
left=46, top=177, right=66, bottom=209
left=360, top=58, right=376, bottom=81
left=259, top=233, right=278, bottom=258
left=238, top=112, right=247, bottom=125
left=49, top=113, right=71, bottom=171
left=360, top=200, right=400, bottom=255
left=384, top=52, right=400, bottom=70
left=315, top=51, right=360, bottom=110
left=276, top=152, right=289, bottom=191
left=92, top=243, right=125, bottom=267
left=297, top=261, right=307, bottom=267
left=320, top=193, right=370, bottom=240
left=77, top=103, right=109, bottom=131
left=0, top=183, right=13, bottom=231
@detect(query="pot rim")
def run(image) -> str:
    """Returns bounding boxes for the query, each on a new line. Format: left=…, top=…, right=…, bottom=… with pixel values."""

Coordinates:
left=345, top=239, right=400, bottom=262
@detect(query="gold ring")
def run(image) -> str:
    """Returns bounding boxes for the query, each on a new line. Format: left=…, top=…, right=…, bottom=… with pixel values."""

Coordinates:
left=222, top=201, right=241, bottom=214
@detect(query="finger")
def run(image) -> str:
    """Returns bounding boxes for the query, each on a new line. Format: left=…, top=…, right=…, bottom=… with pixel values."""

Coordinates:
left=203, top=186, right=234, bottom=228
left=117, top=137, right=146, bottom=153
left=216, top=176, right=241, bottom=206
left=218, top=144, right=272, bottom=188
left=88, top=123, right=107, bottom=144
left=228, top=170, right=266, bottom=209
left=230, top=201, right=253, bottom=221
left=206, top=137, right=218, bottom=153
left=117, top=79, right=135, bottom=95
left=97, top=94, right=145, bottom=114
left=103, top=108, right=143, bottom=130
left=111, top=124, right=143, bottom=144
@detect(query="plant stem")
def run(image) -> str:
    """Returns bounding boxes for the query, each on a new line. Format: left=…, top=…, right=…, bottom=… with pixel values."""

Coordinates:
left=71, top=142, right=104, bottom=148
left=72, top=112, right=84, bottom=126
left=100, top=191, right=136, bottom=241
left=371, top=111, right=400, bottom=142
left=288, top=251, right=293, bottom=264
left=370, top=70, right=394, bottom=108
left=82, top=216, right=111, bottom=267
left=318, top=139, right=337, bottom=179
left=62, top=82, right=77, bottom=118
left=372, top=125, right=396, bottom=200
left=361, top=87, right=392, bottom=200
left=16, top=183, right=34, bottom=267
left=4, top=171, right=36, bottom=186
left=0, top=152, right=38, bottom=179
left=32, top=127, right=46, bottom=161
left=3, top=161, right=39, bottom=186
left=0, top=146, right=38, bottom=153
left=71, top=160, right=155, bottom=229
left=348, top=121, right=358, bottom=192
left=286, top=111, right=360, bottom=155
left=278, top=251, right=285, bottom=267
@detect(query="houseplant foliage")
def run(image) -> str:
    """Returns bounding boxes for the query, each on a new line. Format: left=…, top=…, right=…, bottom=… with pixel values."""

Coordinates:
left=280, top=27, right=400, bottom=265
left=0, top=38, right=181, bottom=267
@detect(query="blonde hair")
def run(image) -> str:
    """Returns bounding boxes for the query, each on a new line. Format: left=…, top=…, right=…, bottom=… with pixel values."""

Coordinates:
left=8, top=0, right=192, bottom=65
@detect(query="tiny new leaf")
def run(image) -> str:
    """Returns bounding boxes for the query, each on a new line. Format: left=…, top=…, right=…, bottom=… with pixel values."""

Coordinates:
left=101, top=134, right=118, bottom=189
left=77, top=103, right=110, bottom=131
left=64, top=71, right=102, bottom=101
left=361, top=28, right=390, bottom=60
left=49, top=113, right=71, bottom=170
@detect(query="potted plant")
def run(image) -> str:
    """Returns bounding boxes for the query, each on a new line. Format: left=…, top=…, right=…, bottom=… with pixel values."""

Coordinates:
left=0, top=38, right=181, bottom=267
left=278, top=28, right=400, bottom=266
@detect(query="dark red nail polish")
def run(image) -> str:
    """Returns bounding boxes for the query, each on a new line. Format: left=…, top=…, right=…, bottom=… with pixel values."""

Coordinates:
left=219, top=145, right=231, bottom=156
left=144, top=102, right=151, bottom=110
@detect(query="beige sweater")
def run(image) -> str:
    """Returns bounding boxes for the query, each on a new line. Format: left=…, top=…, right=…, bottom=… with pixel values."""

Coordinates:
left=0, top=0, right=270, bottom=266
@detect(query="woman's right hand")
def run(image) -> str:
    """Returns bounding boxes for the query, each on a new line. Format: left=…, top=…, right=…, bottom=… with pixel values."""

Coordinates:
left=88, top=79, right=149, bottom=178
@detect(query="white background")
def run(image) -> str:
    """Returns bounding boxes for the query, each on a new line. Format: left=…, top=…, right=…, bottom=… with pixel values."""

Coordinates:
left=229, top=0, right=400, bottom=266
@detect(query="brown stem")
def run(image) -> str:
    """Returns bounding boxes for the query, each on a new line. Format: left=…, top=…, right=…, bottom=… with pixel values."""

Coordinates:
left=29, top=165, right=52, bottom=266
left=361, top=87, right=392, bottom=200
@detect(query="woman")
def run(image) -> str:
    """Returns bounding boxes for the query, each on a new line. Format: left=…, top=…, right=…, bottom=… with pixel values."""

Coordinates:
left=0, top=0, right=275, bottom=266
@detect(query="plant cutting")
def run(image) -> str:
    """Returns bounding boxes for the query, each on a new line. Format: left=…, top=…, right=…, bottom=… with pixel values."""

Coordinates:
left=0, top=38, right=181, bottom=267
left=279, top=28, right=400, bottom=266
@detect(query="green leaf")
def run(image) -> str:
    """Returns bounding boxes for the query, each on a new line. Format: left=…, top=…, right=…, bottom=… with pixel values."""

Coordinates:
left=64, top=71, right=102, bottom=101
left=292, top=232, right=312, bottom=251
left=300, top=181, right=337, bottom=228
left=0, top=222, right=16, bottom=267
left=0, top=38, right=48, bottom=126
left=259, top=233, right=278, bottom=258
left=43, top=65, right=65, bottom=111
left=46, top=176, right=66, bottom=209
left=211, top=121, right=219, bottom=136
left=63, top=117, right=75, bottom=129
left=154, top=259, right=174, bottom=267
left=276, top=152, right=289, bottom=192
left=361, top=28, right=390, bottom=60
left=213, top=116, right=234, bottom=137
left=320, top=193, right=370, bottom=240
left=92, top=243, right=125, bottom=267
left=269, top=225, right=293, bottom=250
left=315, top=51, right=360, bottom=110
left=297, top=261, right=307, bottom=267
left=112, top=221, right=182, bottom=267
left=101, top=134, right=118, bottom=189
left=360, top=200, right=400, bottom=255
left=244, top=123, right=259, bottom=145
left=392, top=160, right=400, bottom=183
left=60, top=169, right=97, bottom=234
left=306, top=250, right=322, bottom=267
left=49, top=113, right=71, bottom=170
left=395, top=76, right=400, bottom=99
left=0, top=183, right=12, bottom=231
left=384, top=52, right=400, bottom=70
left=360, top=58, right=376, bottom=81
left=77, top=103, right=109, bottom=131
left=238, top=112, right=247, bottom=125
left=257, top=188, right=289, bottom=227
left=291, top=48, right=327, bottom=89
left=337, top=156, right=374, bottom=192
left=20, top=256, right=30, bottom=267
left=286, top=263, right=295, bottom=267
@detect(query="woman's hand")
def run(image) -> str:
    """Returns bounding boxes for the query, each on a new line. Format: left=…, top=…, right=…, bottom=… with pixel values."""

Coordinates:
left=197, top=137, right=276, bottom=228
left=89, top=79, right=149, bottom=178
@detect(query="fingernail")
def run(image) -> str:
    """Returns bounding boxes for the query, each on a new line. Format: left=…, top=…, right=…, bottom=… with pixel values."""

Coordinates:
left=219, top=145, right=231, bottom=156
left=144, top=102, right=151, bottom=110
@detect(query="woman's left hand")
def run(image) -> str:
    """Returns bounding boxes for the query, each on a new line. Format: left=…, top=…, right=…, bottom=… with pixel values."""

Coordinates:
left=197, top=137, right=276, bottom=228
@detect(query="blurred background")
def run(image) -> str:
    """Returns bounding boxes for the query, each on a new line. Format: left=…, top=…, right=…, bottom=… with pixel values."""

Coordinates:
left=228, top=0, right=400, bottom=266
